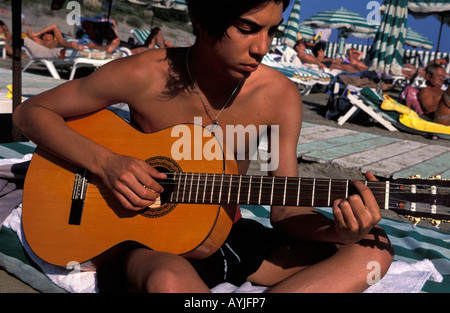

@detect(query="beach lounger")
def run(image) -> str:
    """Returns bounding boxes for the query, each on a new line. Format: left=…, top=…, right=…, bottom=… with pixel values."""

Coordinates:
left=262, top=54, right=316, bottom=96
left=340, top=87, right=450, bottom=139
left=22, top=37, right=132, bottom=80
left=336, top=86, right=399, bottom=132
left=1, top=137, right=450, bottom=293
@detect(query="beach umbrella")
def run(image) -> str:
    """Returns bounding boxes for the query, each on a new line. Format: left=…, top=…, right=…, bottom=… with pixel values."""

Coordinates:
left=298, top=24, right=314, bottom=41
left=283, top=0, right=302, bottom=47
left=368, top=0, right=408, bottom=76
left=405, top=0, right=450, bottom=53
left=303, top=8, right=374, bottom=54
left=405, top=28, right=434, bottom=50
left=344, top=26, right=434, bottom=50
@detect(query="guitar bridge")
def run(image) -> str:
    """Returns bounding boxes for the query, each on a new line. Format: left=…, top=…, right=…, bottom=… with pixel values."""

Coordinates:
left=68, top=168, right=89, bottom=225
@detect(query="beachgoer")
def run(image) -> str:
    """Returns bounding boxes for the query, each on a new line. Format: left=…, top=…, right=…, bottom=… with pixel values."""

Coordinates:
left=435, top=87, right=450, bottom=126
left=312, top=42, right=368, bottom=73
left=402, top=56, right=449, bottom=82
left=0, top=19, right=12, bottom=55
left=293, top=39, right=326, bottom=69
left=13, top=0, right=393, bottom=293
left=78, top=18, right=120, bottom=54
left=417, top=64, right=446, bottom=116
left=26, top=23, right=83, bottom=51
left=130, top=27, right=173, bottom=54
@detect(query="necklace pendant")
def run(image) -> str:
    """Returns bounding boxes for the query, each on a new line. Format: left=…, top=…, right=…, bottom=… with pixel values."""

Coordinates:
left=212, top=122, right=219, bottom=129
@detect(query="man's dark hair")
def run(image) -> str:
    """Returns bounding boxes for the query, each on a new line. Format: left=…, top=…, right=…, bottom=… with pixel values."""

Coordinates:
left=186, top=0, right=291, bottom=38
left=312, top=41, right=326, bottom=57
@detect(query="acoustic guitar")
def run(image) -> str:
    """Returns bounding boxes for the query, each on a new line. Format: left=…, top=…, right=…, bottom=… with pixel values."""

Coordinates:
left=22, top=109, right=450, bottom=268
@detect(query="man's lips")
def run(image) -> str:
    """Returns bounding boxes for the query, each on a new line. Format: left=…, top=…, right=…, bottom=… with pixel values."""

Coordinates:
left=241, top=63, right=260, bottom=72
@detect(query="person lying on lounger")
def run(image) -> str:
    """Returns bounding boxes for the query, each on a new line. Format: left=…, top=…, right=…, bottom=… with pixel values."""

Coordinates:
left=26, top=23, right=84, bottom=51
left=13, top=0, right=393, bottom=293
left=435, top=87, right=450, bottom=126
left=418, top=64, right=446, bottom=117
left=130, top=27, right=173, bottom=54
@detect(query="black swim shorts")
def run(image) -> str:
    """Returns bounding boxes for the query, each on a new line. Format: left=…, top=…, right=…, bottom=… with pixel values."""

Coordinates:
left=188, top=218, right=277, bottom=288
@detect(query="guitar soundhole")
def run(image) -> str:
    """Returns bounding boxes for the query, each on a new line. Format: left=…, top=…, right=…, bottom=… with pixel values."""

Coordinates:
left=139, top=156, right=181, bottom=218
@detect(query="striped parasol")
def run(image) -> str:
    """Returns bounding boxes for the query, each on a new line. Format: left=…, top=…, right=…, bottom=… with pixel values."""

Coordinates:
left=368, top=0, right=408, bottom=76
left=298, top=24, right=314, bottom=41
left=344, top=26, right=434, bottom=50
left=283, top=0, right=302, bottom=47
left=303, top=7, right=375, bottom=34
left=303, top=7, right=374, bottom=54
left=405, top=0, right=450, bottom=53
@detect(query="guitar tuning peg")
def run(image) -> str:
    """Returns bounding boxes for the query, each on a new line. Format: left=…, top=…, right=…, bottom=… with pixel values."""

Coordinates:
left=408, top=174, right=421, bottom=179
left=407, top=216, right=421, bottom=226
left=429, top=175, right=442, bottom=180
left=429, top=219, right=442, bottom=228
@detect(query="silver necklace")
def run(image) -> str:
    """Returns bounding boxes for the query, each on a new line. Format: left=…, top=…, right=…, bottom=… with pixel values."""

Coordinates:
left=186, top=47, right=241, bottom=128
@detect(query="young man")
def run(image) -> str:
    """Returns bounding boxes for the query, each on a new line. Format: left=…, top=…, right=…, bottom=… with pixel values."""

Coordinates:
left=13, top=0, right=393, bottom=292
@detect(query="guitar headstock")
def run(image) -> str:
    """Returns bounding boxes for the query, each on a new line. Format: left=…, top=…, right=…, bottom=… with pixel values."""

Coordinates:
left=387, top=175, right=450, bottom=228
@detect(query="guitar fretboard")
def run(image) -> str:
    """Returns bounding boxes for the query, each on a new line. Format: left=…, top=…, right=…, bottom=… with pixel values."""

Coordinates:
left=166, top=173, right=388, bottom=208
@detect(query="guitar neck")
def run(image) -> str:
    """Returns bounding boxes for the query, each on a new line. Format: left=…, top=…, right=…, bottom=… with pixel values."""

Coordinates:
left=166, top=173, right=387, bottom=208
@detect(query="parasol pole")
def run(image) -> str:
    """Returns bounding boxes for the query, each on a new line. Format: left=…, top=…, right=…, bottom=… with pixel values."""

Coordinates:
left=434, top=15, right=444, bottom=61
left=11, top=0, right=22, bottom=142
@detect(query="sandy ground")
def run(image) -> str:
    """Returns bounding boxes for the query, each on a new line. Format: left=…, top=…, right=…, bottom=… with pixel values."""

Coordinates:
left=0, top=5, right=449, bottom=293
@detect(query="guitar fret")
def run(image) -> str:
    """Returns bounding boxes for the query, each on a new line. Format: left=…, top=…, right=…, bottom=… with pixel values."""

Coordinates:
left=311, top=178, right=316, bottom=207
left=247, top=175, right=252, bottom=204
left=218, top=174, right=224, bottom=204
left=345, top=180, right=349, bottom=198
left=385, top=181, right=389, bottom=210
left=202, top=173, right=208, bottom=203
left=283, top=177, right=287, bottom=205
left=327, top=179, right=331, bottom=207
left=188, top=173, right=194, bottom=202
left=237, top=175, right=242, bottom=204
left=270, top=177, right=274, bottom=205
left=195, top=173, right=200, bottom=203
left=176, top=172, right=181, bottom=202
left=296, top=178, right=301, bottom=206
left=258, top=176, right=263, bottom=204
left=227, top=175, right=232, bottom=204
left=210, top=174, right=216, bottom=204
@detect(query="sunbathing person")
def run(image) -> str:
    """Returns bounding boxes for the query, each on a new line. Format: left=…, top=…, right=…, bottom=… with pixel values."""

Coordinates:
left=402, top=56, right=449, bottom=81
left=0, top=20, right=12, bottom=55
left=130, top=27, right=173, bottom=54
left=435, top=87, right=450, bottom=126
left=417, top=64, right=446, bottom=116
left=293, top=39, right=327, bottom=69
left=14, top=0, right=393, bottom=293
left=312, top=42, right=368, bottom=73
left=26, top=24, right=83, bottom=51
left=79, top=19, right=120, bottom=54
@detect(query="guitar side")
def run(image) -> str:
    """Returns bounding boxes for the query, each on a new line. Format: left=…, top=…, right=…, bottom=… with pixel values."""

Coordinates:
left=22, top=109, right=238, bottom=268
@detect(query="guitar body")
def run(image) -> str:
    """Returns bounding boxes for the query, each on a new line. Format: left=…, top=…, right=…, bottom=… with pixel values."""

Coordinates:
left=22, top=109, right=238, bottom=268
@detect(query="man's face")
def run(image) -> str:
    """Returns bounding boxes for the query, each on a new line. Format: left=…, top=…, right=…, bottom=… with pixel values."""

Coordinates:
left=207, top=1, right=284, bottom=80
left=428, top=68, right=445, bottom=88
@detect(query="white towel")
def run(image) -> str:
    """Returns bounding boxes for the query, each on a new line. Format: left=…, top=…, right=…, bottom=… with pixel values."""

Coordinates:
left=364, top=259, right=443, bottom=293
left=3, top=206, right=98, bottom=293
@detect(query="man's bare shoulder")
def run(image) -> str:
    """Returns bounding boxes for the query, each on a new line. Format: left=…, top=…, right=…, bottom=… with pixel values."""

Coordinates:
left=256, top=64, right=301, bottom=96
left=247, top=64, right=302, bottom=122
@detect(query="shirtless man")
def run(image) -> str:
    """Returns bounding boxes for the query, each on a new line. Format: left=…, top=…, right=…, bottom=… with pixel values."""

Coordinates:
left=26, top=23, right=83, bottom=50
left=418, top=64, right=446, bottom=116
left=13, top=0, right=393, bottom=293
left=435, top=88, right=450, bottom=126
